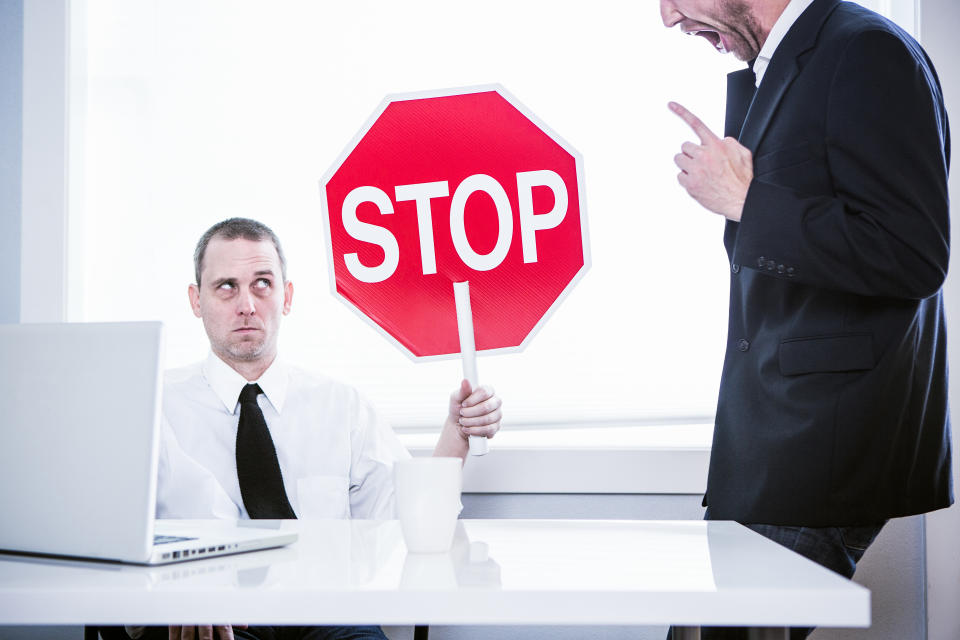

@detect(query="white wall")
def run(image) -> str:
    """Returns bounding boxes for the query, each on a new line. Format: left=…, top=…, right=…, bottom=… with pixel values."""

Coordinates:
left=19, top=0, right=70, bottom=323
left=0, top=0, right=22, bottom=324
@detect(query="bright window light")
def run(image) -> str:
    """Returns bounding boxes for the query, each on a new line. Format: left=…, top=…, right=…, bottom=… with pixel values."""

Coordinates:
left=75, top=0, right=912, bottom=429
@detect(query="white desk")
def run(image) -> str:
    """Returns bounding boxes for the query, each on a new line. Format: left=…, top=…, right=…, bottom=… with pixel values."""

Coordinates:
left=0, top=519, right=869, bottom=638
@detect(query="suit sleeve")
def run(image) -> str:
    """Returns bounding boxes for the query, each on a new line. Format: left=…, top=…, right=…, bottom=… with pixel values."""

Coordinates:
left=733, top=28, right=950, bottom=299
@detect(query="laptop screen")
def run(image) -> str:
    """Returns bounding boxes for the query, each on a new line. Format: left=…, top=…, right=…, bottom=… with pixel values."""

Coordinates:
left=0, top=322, right=164, bottom=562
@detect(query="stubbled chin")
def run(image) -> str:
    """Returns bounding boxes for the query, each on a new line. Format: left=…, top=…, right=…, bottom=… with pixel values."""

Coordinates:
left=720, top=36, right=757, bottom=62
left=225, top=336, right=265, bottom=358
left=730, top=45, right=758, bottom=62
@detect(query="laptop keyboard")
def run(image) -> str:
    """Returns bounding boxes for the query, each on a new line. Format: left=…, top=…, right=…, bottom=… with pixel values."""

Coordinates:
left=153, top=534, right=197, bottom=545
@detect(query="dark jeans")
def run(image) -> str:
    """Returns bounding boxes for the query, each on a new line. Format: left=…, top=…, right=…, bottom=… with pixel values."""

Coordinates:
left=668, top=514, right=886, bottom=640
left=140, top=626, right=387, bottom=640
left=236, top=627, right=387, bottom=640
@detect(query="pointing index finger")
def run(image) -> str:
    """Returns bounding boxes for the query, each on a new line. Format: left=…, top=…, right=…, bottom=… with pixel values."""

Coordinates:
left=669, top=101, right=719, bottom=144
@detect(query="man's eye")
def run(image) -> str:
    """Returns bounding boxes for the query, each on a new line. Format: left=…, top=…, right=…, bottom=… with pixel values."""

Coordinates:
left=218, top=282, right=234, bottom=291
left=255, top=278, right=271, bottom=288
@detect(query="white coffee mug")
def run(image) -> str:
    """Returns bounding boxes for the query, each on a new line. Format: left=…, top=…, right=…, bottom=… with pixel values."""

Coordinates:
left=394, top=457, right=462, bottom=553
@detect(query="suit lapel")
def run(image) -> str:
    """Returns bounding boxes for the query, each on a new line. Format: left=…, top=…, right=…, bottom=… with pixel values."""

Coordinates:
left=738, top=0, right=841, bottom=150
left=725, top=67, right=757, bottom=139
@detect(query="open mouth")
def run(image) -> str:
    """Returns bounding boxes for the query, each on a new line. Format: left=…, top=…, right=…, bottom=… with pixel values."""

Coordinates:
left=688, top=29, right=728, bottom=53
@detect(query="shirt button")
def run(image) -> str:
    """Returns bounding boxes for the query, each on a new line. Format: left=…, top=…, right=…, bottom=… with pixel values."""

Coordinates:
left=737, top=339, right=750, bottom=352
left=732, top=263, right=740, bottom=274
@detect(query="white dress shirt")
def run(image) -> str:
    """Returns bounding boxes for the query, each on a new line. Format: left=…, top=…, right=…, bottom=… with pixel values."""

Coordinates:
left=157, top=352, right=410, bottom=520
left=754, top=0, right=816, bottom=87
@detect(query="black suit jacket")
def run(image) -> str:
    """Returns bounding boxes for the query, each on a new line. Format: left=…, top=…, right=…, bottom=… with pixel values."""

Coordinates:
left=705, top=0, right=953, bottom=526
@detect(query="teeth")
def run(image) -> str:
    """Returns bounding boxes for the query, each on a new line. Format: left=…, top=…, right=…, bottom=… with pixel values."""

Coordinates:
left=687, top=29, right=727, bottom=53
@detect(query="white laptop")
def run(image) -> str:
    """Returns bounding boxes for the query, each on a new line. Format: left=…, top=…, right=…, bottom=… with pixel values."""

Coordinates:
left=0, top=321, right=297, bottom=565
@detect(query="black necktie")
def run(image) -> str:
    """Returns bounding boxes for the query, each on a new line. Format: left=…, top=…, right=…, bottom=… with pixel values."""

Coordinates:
left=235, top=383, right=297, bottom=519
left=725, top=64, right=757, bottom=140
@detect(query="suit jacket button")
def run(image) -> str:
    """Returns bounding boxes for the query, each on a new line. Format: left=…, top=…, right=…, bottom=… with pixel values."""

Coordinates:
left=737, top=339, right=750, bottom=352
left=786, top=267, right=796, bottom=277
left=732, top=263, right=740, bottom=274
left=766, top=260, right=775, bottom=271
left=758, top=257, right=766, bottom=268
left=777, top=264, right=785, bottom=274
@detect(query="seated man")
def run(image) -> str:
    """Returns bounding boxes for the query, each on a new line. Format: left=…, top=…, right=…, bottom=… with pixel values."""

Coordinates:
left=127, top=217, right=502, bottom=640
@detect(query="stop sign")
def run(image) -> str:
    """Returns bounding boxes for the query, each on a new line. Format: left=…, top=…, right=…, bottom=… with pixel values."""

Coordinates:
left=321, top=85, right=589, bottom=359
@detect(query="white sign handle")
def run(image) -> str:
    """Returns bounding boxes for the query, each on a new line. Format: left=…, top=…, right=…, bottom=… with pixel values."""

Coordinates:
left=453, top=281, right=488, bottom=456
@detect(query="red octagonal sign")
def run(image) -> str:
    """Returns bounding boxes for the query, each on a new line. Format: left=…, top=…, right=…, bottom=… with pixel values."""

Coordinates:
left=321, top=85, right=589, bottom=359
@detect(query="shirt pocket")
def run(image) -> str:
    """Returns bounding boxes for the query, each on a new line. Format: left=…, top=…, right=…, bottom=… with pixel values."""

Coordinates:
left=779, top=333, right=875, bottom=376
left=296, top=475, right=351, bottom=519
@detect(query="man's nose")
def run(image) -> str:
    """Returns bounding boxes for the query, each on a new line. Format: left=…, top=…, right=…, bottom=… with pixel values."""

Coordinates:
left=660, top=0, right=682, bottom=27
left=236, top=289, right=256, bottom=315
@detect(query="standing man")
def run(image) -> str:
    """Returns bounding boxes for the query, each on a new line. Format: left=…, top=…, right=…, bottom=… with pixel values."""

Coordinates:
left=662, top=0, right=952, bottom=637
left=129, top=217, right=502, bottom=640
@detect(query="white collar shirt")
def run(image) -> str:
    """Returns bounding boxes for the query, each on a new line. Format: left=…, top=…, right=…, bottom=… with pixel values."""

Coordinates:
left=157, top=352, right=410, bottom=520
left=753, top=0, right=816, bottom=87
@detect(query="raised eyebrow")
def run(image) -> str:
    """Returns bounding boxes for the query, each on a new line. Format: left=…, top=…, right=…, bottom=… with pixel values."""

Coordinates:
left=253, top=270, right=277, bottom=280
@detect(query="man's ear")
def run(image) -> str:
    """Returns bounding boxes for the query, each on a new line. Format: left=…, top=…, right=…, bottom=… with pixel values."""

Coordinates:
left=188, top=283, right=202, bottom=318
left=283, top=280, right=294, bottom=315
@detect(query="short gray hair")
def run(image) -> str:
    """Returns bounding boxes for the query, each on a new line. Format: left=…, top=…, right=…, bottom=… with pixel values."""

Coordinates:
left=193, top=218, right=287, bottom=286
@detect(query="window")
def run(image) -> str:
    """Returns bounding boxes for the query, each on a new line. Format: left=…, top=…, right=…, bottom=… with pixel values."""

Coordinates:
left=73, top=1, right=914, bottom=429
